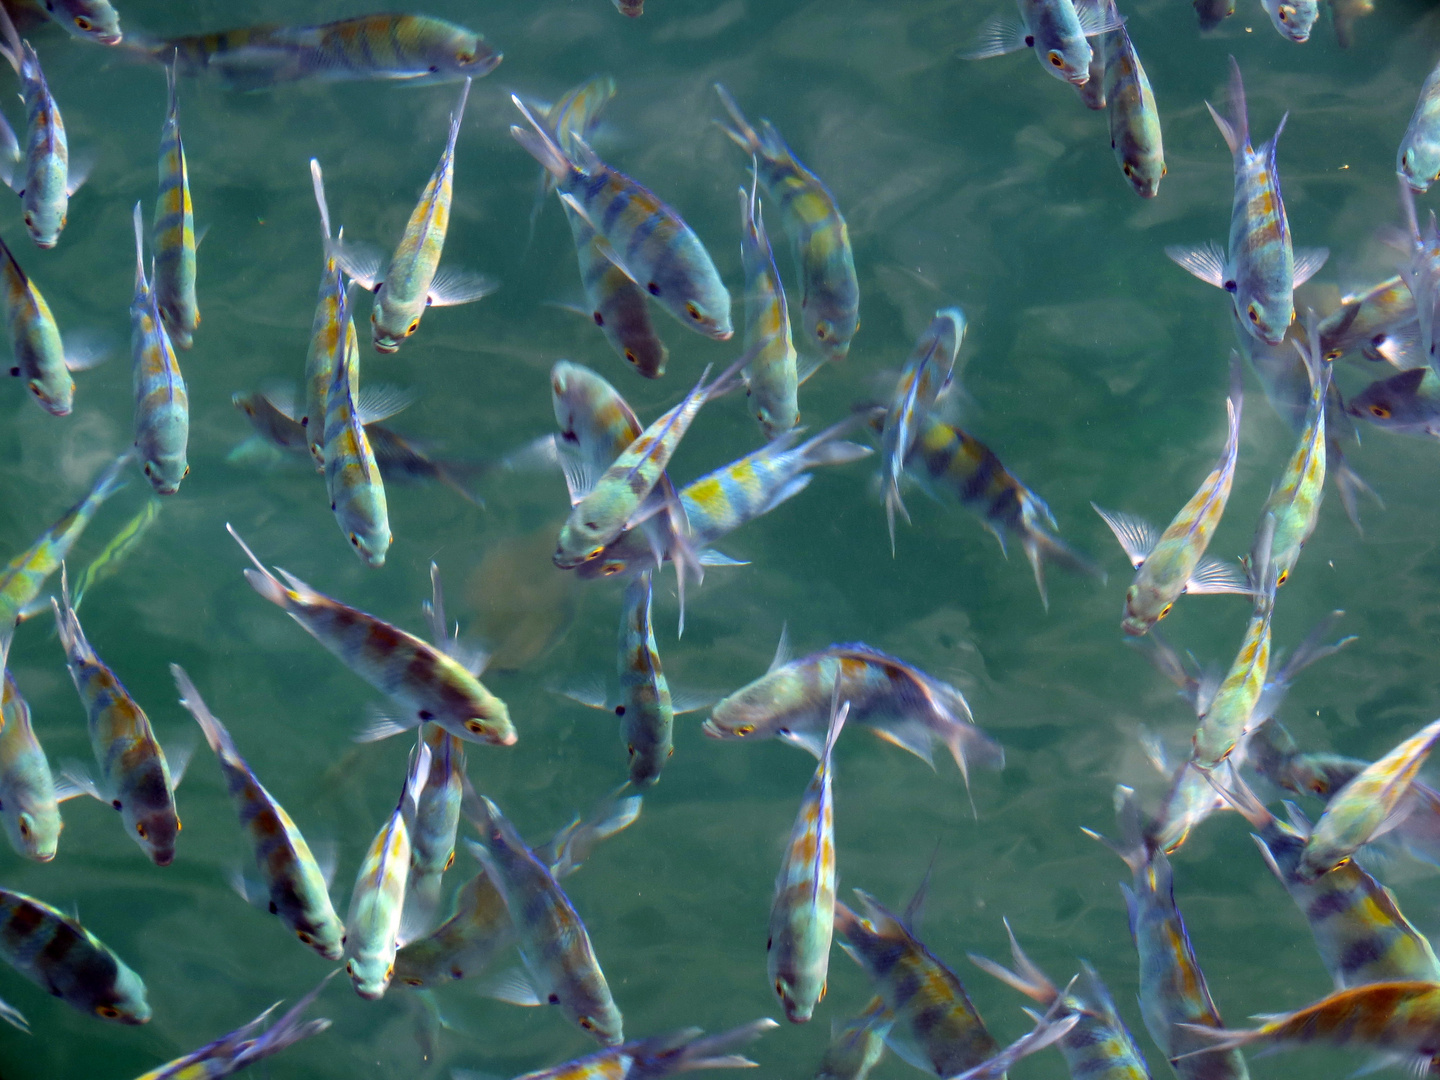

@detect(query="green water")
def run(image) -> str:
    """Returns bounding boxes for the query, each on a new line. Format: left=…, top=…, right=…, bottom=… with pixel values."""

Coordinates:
left=5, top=0, right=1440, bottom=1076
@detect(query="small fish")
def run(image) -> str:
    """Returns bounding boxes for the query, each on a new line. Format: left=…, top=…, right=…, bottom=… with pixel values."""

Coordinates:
left=228, top=525, right=515, bottom=747
left=714, top=85, right=858, bottom=360
left=1103, top=21, right=1165, bottom=198
left=1193, top=0, right=1235, bottom=30
left=53, top=570, right=182, bottom=866
left=141, top=14, right=502, bottom=90
left=613, top=0, right=646, bottom=17
left=1261, top=0, right=1318, bottom=42
left=0, top=667, right=62, bottom=861
left=1094, top=357, right=1249, bottom=635
left=497, top=1018, right=778, bottom=1080
left=524, top=75, right=618, bottom=236
left=346, top=739, right=430, bottom=1000
left=464, top=789, right=624, bottom=1045
left=1166, top=57, right=1327, bottom=345
left=69, top=500, right=161, bottom=612
left=1317, top=276, right=1417, bottom=367
left=1258, top=319, right=1328, bottom=585
left=406, top=629, right=466, bottom=930
left=1074, top=34, right=1106, bottom=109
left=30, top=0, right=121, bottom=45
left=1347, top=365, right=1440, bottom=437
left=769, top=691, right=846, bottom=1023
left=512, top=95, right=732, bottom=341
left=302, top=159, right=348, bottom=464
left=945, top=1001, right=1081, bottom=1080
left=0, top=886, right=149, bottom=1023
left=0, top=3, right=82, bottom=248
left=833, top=887, right=1000, bottom=1077
left=814, top=997, right=892, bottom=1080
left=337, top=79, right=496, bottom=353
left=1400, top=58, right=1440, bottom=195
left=880, top=309, right=964, bottom=554
left=0, top=226, right=95, bottom=416
left=171, top=665, right=344, bottom=961
left=130, top=201, right=190, bottom=495
left=705, top=637, right=1003, bottom=799
left=737, top=165, right=800, bottom=439
left=1298, top=717, right=1440, bottom=880
left=970, top=923, right=1151, bottom=1080
left=153, top=59, right=198, bottom=349
left=963, top=0, right=1124, bottom=87
left=617, top=570, right=677, bottom=787
left=133, top=971, right=335, bottom=1080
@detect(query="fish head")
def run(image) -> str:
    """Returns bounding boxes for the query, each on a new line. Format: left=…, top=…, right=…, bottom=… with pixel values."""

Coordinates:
left=24, top=366, right=75, bottom=416
left=569, top=995, right=624, bottom=1046
left=614, top=0, right=645, bottom=15
left=141, top=451, right=190, bottom=496
left=770, top=957, right=824, bottom=1024
left=159, top=303, right=195, bottom=351
left=649, top=263, right=733, bottom=341
left=574, top=549, right=637, bottom=581
left=345, top=524, right=392, bottom=568
left=54, top=0, right=123, bottom=44
left=613, top=327, right=668, bottom=378
left=1235, top=288, right=1293, bottom=347
left=554, top=519, right=609, bottom=570
left=127, top=802, right=181, bottom=866
left=92, top=961, right=151, bottom=1024
left=346, top=952, right=395, bottom=1001
left=704, top=686, right=780, bottom=741
left=1121, top=154, right=1167, bottom=199
left=294, top=916, right=346, bottom=961
left=1035, top=34, right=1093, bottom=86
left=1121, top=581, right=1172, bottom=637
left=4, top=800, right=61, bottom=862
left=1400, top=142, right=1440, bottom=196
left=451, top=694, right=517, bottom=746
left=1347, top=367, right=1432, bottom=430
left=370, top=300, right=411, bottom=354
left=429, top=28, right=503, bottom=80
left=804, top=298, right=859, bottom=362
left=22, top=188, right=67, bottom=250
left=1266, top=0, right=1318, bottom=41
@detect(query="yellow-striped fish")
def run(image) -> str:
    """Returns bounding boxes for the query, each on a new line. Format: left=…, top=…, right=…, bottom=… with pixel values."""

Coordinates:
left=130, top=201, right=190, bottom=495
left=153, top=60, right=198, bottom=349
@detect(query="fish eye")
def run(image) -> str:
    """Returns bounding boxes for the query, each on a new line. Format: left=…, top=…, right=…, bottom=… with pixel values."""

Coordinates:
left=25, top=379, right=40, bottom=397
left=593, top=311, right=605, bottom=326
left=736, top=724, right=755, bottom=736
left=95, top=1005, right=120, bottom=1019
left=1123, top=164, right=1133, bottom=177
left=585, top=546, right=605, bottom=560
left=1276, top=569, right=1289, bottom=586
left=464, top=719, right=486, bottom=734
left=1370, top=404, right=1391, bottom=418
left=17, top=817, right=29, bottom=839
left=1047, top=50, right=1064, bottom=67
left=182, top=466, right=190, bottom=478
left=22, top=212, right=31, bottom=228
left=818, top=982, right=827, bottom=1002
left=624, top=349, right=637, bottom=364
left=296, top=931, right=313, bottom=944
left=403, top=977, right=423, bottom=986
left=601, top=563, right=623, bottom=576
left=647, top=282, right=661, bottom=296
left=1247, top=305, right=1260, bottom=324
left=774, top=979, right=785, bottom=997
left=346, top=961, right=355, bottom=976
left=349, top=534, right=360, bottom=547
left=176, top=817, right=182, bottom=832
left=1161, top=166, right=1168, bottom=176
left=685, top=301, right=703, bottom=322
left=1158, top=603, right=1174, bottom=620
left=74, top=16, right=92, bottom=30
left=144, top=463, right=153, bottom=477
left=456, top=51, right=474, bottom=64
left=406, top=319, right=420, bottom=335
left=135, top=822, right=147, bottom=839
left=667, top=747, right=674, bottom=757
left=579, top=1017, right=596, bottom=1031
left=627, top=744, right=636, bottom=757
left=1325, top=349, right=1342, bottom=361
left=444, top=851, right=455, bottom=870
left=815, top=323, right=828, bottom=341
left=1279, top=5, right=1289, bottom=18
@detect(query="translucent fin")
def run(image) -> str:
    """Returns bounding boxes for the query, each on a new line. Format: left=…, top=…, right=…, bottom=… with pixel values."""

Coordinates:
left=767, top=623, right=792, bottom=673
left=961, top=12, right=1030, bottom=59
left=0, top=996, right=28, bottom=1034
left=355, top=385, right=416, bottom=425
left=331, top=239, right=385, bottom=291
left=1293, top=248, right=1330, bottom=287
left=1076, top=0, right=1126, bottom=36
left=1186, top=555, right=1251, bottom=595
left=355, top=707, right=416, bottom=744
left=1164, top=242, right=1229, bottom=289
left=477, top=966, right=543, bottom=1007
left=427, top=267, right=498, bottom=307
left=1090, top=504, right=1158, bottom=568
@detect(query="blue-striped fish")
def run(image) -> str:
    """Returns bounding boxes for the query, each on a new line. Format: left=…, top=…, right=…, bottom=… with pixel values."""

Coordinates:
left=346, top=740, right=430, bottom=1000
left=338, top=79, right=495, bottom=353
left=464, top=789, right=624, bottom=1045
left=0, top=668, right=61, bottom=862
left=769, top=692, right=846, bottom=1023
left=879, top=310, right=964, bottom=553
left=494, top=1018, right=778, bottom=1080
left=1103, top=22, right=1164, bottom=198
left=0, top=225, right=92, bottom=416
left=0, top=3, right=81, bottom=248
left=1094, top=357, right=1249, bottom=636
left=1258, top=318, right=1328, bottom=585
left=512, top=95, right=732, bottom=342
left=130, top=201, right=190, bottom=495
left=171, top=664, right=344, bottom=961
left=1399, top=57, right=1440, bottom=190
left=524, top=76, right=617, bottom=232
left=963, top=0, right=1123, bottom=86
left=70, top=500, right=161, bottom=612
left=970, top=923, right=1151, bottom=1080
left=53, top=571, right=182, bottom=866
left=737, top=166, right=799, bottom=439
left=1261, top=0, right=1318, bottom=41
left=302, top=159, right=348, bottom=464
left=815, top=997, right=892, bottom=1080
left=229, top=525, right=515, bottom=747
left=715, top=85, right=857, bottom=360
left=616, top=570, right=676, bottom=787
left=1167, top=57, right=1327, bottom=345
left=0, top=886, right=149, bottom=1023
left=153, top=59, right=198, bottom=350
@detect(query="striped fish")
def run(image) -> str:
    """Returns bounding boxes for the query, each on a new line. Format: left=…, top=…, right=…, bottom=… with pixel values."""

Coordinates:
left=406, top=721, right=466, bottom=936
left=228, top=525, right=515, bottom=747
left=511, top=96, right=732, bottom=342
left=141, top=14, right=502, bottom=91
left=0, top=226, right=89, bottom=416
left=153, top=60, right=198, bottom=350
left=715, top=85, right=857, bottom=360
left=768, top=692, right=846, bottom=1023
left=130, top=201, right=190, bottom=495
left=616, top=570, right=675, bottom=787
left=970, top=924, right=1151, bottom=1080
left=464, top=790, right=624, bottom=1045
left=0, top=667, right=62, bottom=861
left=1167, top=57, right=1327, bottom=345
left=1103, top=22, right=1164, bottom=198
left=900, top=414, right=1101, bottom=610
left=1399, top=58, right=1440, bottom=193
left=302, top=159, right=347, bottom=464
left=527, top=76, right=617, bottom=228
left=1094, top=357, right=1249, bottom=636
left=53, top=571, right=181, bottom=866
left=1317, top=275, right=1417, bottom=366
left=322, top=276, right=390, bottom=566
left=833, top=888, right=1000, bottom=1077
left=70, top=500, right=161, bottom=613
left=0, top=887, right=149, bottom=1023
left=737, top=165, right=799, bottom=439
left=1258, top=318, right=1329, bottom=585
left=815, top=997, right=892, bottom=1080
left=0, top=3, right=81, bottom=248
left=1261, top=0, right=1318, bottom=42
left=1395, top=179, right=1440, bottom=374
left=499, top=1018, right=778, bottom=1080
left=880, top=309, right=964, bottom=554
left=962, top=0, right=1123, bottom=86
left=171, top=665, right=344, bottom=961
left=337, top=78, right=495, bottom=354
left=346, top=740, right=429, bottom=1000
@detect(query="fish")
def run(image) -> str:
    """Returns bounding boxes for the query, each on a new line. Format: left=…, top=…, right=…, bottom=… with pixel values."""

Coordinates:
left=0, top=886, right=149, bottom=1023
left=714, top=85, right=858, bottom=360
left=322, top=277, right=391, bottom=566
left=969, top=923, right=1151, bottom=1080
left=1297, top=716, right=1440, bottom=881
left=1193, top=0, right=1235, bottom=30
left=1093, top=357, right=1249, bottom=635
left=613, top=0, right=645, bottom=15
left=769, top=691, right=846, bottom=1023
left=945, top=1001, right=1081, bottom=1080
left=130, top=201, right=190, bottom=495
left=833, top=887, right=1000, bottom=1077
left=0, top=3, right=81, bottom=248
left=1166, top=57, right=1327, bottom=346
left=302, top=158, right=347, bottom=464
left=0, top=667, right=62, bottom=861
left=153, top=59, right=198, bottom=350
left=345, top=739, right=430, bottom=1000
left=0, top=225, right=96, bottom=416
left=880, top=309, right=964, bottom=554
left=336, top=79, right=496, bottom=353
left=963, top=0, right=1124, bottom=87
left=227, top=525, right=515, bottom=747
left=463, top=788, right=624, bottom=1045
left=1206, top=769, right=1440, bottom=990
left=52, top=570, right=182, bottom=866
left=1347, top=366, right=1440, bottom=437
left=1261, top=0, right=1318, bottom=42
left=1317, top=276, right=1417, bottom=367
left=11, top=0, right=121, bottom=44
left=705, top=637, right=1003, bottom=801
left=133, top=971, right=335, bottom=1080
left=523, top=75, right=618, bottom=238
left=1103, top=21, right=1165, bottom=198
left=512, top=95, right=732, bottom=341
left=1074, top=33, right=1107, bottom=109
left=171, top=665, right=344, bottom=961
left=69, top=500, right=161, bottom=612
left=395, top=787, right=641, bottom=990
left=1394, top=178, right=1440, bottom=375
left=737, top=165, right=800, bottom=439
left=136, top=14, right=502, bottom=91
left=495, top=1018, right=778, bottom=1080
left=814, top=997, right=892, bottom=1080
left=1400, top=57, right=1440, bottom=194
left=617, top=570, right=676, bottom=787
left=1327, top=0, right=1373, bottom=45
left=1083, top=791, right=1251, bottom=1080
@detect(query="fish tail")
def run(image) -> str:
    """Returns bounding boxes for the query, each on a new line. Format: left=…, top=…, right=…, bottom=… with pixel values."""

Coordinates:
left=796, top=417, right=873, bottom=468
left=246, top=970, right=338, bottom=1061
left=967, top=918, right=1058, bottom=1006
left=170, top=663, right=240, bottom=764
left=668, top=1018, right=780, bottom=1072
left=50, top=565, right=94, bottom=666
left=1171, top=1022, right=1256, bottom=1059
left=0, top=3, right=21, bottom=75
left=1199, top=761, right=1272, bottom=830
left=89, top=450, right=136, bottom=506
left=131, top=201, right=149, bottom=295
left=310, top=159, right=332, bottom=243
left=713, top=83, right=760, bottom=155
left=1081, top=785, right=1150, bottom=876
left=509, top=93, right=575, bottom=182
left=165, top=50, right=180, bottom=121
left=1020, top=528, right=1104, bottom=612
left=446, top=77, right=472, bottom=158
left=1216, top=54, right=1249, bottom=154
left=1329, top=441, right=1380, bottom=535
left=226, top=524, right=299, bottom=611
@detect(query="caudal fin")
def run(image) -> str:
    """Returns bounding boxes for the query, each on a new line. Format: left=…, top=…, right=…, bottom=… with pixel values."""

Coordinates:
left=171, top=664, right=241, bottom=765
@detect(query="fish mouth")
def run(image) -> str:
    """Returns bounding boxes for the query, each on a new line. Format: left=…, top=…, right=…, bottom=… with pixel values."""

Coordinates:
left=152, top=851, right=175, bottom=867
left=470, top=51, right=503, bottom=77
left=38, top=399, right=71, bottom=418
left=373, top=338, right=400, bottom=354
left=700, top=720, right=722, bottom=738
left=552, top=550, right=582, bottom=570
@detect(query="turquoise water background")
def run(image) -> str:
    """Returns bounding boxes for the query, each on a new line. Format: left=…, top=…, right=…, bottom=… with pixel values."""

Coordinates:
left=6, top=0, right=1440, bottom=1076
